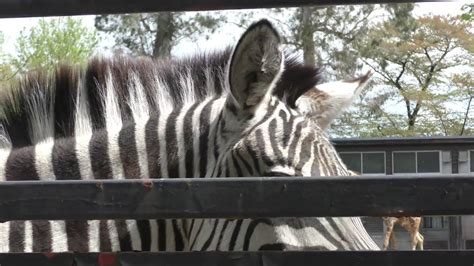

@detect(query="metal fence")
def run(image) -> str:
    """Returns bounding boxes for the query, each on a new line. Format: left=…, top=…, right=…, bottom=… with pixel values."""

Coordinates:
left=1, top=1, right=472, bottom=265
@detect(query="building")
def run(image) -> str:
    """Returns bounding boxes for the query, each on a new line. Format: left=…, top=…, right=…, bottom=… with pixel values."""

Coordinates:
left=333, top=136, right=474, bottom=250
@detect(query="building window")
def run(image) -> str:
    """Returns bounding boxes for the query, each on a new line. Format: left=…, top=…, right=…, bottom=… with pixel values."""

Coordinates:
left=393, top=151, right=441, bottom=174
left=470, top=151, right=474, bottom=173
left=339, top=152, right=385, bottom=174
left=466, top=240, right=474, bottom=250
left=423, top=216, right=447, bottom=229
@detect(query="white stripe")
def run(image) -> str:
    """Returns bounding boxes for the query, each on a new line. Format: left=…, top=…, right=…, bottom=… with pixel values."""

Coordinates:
left=76, top=134, right=94, bottom=180
left=217, top=220, right=237, bottom=251
left=129, top=72, right=150, bottom=120
left=207, top=219, right=225, bottom=251
left=88, top=220, right=100, bottom=252
left=50, top=221, right=68, bottom=252
left=126, top=220, right=142, bottom=251
left=274, top=221, right=337, bottom=251
left=107, top=220, right=120, bottom=251
left=24, top=221, right=33, bottom=252
left=135, top=120, right=149, bottom=179
left=107, top=128, right=125, bottom=180
left=150, top=220, right=158, bottom=251
left=177, top=106, right=190, bottom=178
left=158, top=114, right=169, bottom=178
left=27, top=83, right=54, bottom=143
left=0, top=222, right=10, bottom=252
left=192, top=100, right=209, bottom=177
left=34, top=140, right=56, bottom=180
left=104, top=72, right=125, bottom=180
left=0, top=148, right=11, bottom=181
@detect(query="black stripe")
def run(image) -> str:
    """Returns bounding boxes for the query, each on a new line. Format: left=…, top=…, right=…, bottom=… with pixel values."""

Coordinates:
left=54, top=66, right=77, bottom=138
left=9, top=221, right=25, bottom=252
left=279, top=109, right=294, bottom=148
left=183, top=103, right=199, bottom=178
left=32, top=220, right=52, bottom=252
left=255, top=129, right=274, bottom=167
left=137, top=220, right=151, bottom=251
left=200, top=219, right=219, bottom=251
left=243, top=218, right=272, bottom=251
left=53, top=138, right=81, bottom=180
left=244, top=140, right=261, bottom=174
left=216, top=219, right=231, bottom=251
left=115, top=220, right=132, bottom=251
left=89, top=130, right=113, bottom=179
left=157, top=219, right=166, bottom=251
left=312, top=218, right=346, bottom=250
left=199, top=101, right=213, bottom=177
left=235, top=149, right=252, bottom=175
left=6, top=146, right=39, bottom=180
left=85, top=60, right=107, bottom=130
left=259, top=243, right=286, bottom=250
left=294, top=134, right=315, bottom=175
left=228, top=219, right=243, bottom=251
left=65, top=220, right=88, bottom=252
left=99, top=220, right=112, bottom=251
left=109, top=59, right=135, bottom=122
left=287, top=122, right=303, bottom=166
left=145, top=116, right=160, bottom=179
left=172, top=219, right=184, bottom=251
left=166, top=109, right=181, bottom=178
left=327, top=218, right=350, bottom=243
left=187, top=219, right=196, bottom=240
left=118, top=123, right=140, bottom=179
left=231, top=152, right=243, bottom=177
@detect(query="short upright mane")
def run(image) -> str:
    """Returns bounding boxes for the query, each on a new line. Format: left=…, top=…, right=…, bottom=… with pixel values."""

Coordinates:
left=0, top=48, right=320, bottom=148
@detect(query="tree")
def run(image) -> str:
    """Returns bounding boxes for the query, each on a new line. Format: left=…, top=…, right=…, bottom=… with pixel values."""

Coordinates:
left=337, top=9, right=474, bottom=137
left=95, top=12, right=224, bottom=58
left=9, top=17, right=99, bottom=74
left=285, top=5, right=375, bottom=79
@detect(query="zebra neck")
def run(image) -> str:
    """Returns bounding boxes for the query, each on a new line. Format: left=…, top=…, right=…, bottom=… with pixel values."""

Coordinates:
left=0, top=98, right=227, bottom=181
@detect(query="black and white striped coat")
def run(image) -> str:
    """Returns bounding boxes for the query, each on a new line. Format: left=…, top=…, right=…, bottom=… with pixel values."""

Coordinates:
left=0, top=20, right=378, bottom=252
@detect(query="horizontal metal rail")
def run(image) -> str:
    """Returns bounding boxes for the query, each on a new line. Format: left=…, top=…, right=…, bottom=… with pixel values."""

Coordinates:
left=0, top=251, right=473, bottom=266
left=0, top=0, right=444, bottom=18
left=0, top=175, right=473, bottom=221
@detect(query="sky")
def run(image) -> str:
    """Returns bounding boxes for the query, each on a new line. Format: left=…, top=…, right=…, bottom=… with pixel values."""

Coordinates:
left=0, top=2, right=469, bottom=57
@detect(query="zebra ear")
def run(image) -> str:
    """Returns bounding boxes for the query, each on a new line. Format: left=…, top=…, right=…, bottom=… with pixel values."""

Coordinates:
left=228, top=19, right=283, bottom=112
left=296, top=71, right=372, bottom=130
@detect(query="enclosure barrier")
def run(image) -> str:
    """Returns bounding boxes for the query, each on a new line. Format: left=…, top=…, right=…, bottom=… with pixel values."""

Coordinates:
left=0, top=175, right=473, bottom=265
left=0, top=0, right=439, bottom=18
left=1, top=0, right=471, bottom=264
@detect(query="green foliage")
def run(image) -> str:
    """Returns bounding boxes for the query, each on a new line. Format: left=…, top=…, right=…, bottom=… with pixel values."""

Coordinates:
left=0, top=32, right=13, bottom=86
left=332, top=11, right=474, bottom=137
left=461, top=4, right=473, bottom=21
left=9, top=17, right=99, bottom=74
left=95, top=12, right=225, bottom=58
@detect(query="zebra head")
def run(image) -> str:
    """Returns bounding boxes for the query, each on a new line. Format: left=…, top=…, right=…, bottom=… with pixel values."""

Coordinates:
left=214, top=20, right=362, bottom=178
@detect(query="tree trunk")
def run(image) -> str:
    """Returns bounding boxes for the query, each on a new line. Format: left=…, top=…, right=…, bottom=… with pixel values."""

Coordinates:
left=153, top=12, right=174, bottom=59
left=300, top=7, right=316, bottom=66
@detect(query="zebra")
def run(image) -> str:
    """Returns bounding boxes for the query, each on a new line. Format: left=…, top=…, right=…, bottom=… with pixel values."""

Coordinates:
left=0, top=20, right=379, bottom=252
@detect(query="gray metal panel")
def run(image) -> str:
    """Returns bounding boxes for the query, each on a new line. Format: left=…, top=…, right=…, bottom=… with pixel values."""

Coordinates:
left=0, top=0, right=443, bottom=18
left=0, top=176, right=474, bottom=221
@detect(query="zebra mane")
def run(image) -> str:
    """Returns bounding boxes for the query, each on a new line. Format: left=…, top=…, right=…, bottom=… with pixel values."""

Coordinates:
left=0, top=48, right=320, bottom=148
